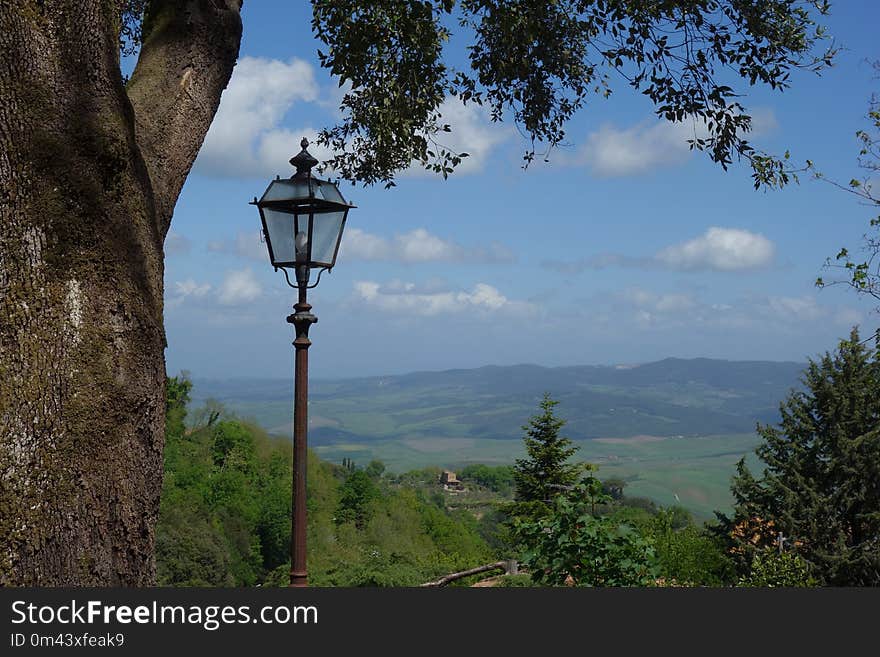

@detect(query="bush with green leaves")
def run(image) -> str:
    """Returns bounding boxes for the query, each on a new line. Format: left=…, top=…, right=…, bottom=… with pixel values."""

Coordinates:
left=336, top=470, right=380, bottom=529
left=460, top=464, right=516, bottom=495
left=495, top=574, right=534, bottom=587
left=157, top=376, right=495, bottom=587
left=514, top=479, right=658, bottom=587
left=649, top=510, right=735, bottom=587
left=738, top=550, right=817, bottom=588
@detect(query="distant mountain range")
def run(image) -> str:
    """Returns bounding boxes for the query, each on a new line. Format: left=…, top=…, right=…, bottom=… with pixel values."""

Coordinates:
left=190, top=357, right=806, bottom=442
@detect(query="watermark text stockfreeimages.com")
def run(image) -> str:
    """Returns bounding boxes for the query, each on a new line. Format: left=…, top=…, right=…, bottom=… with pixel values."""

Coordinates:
left=10, top=599, right=317, bottom=632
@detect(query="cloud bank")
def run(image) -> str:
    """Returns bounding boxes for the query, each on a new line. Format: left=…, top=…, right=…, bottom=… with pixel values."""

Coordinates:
left=561, top=109, right=778, bottom=177
left=655, top=227, right=775, bottom=271
left=194, top=57, right=321, bottom=178
left=342, top=228, right=515, bottom=264
left=543, top=227, right=775, bottom=274
left=353, top=280, right=532, bottom=316
left=167, top=268, right=263, bottom=308
left=193, top=58, right=508, bottom=179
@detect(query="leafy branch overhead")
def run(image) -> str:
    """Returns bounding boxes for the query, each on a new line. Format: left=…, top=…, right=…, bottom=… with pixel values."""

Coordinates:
left=119, top=0, right=149, bottom=57
left=815, top=61, right=880, bottom=308
left=309, top=0, right=836, bottom=187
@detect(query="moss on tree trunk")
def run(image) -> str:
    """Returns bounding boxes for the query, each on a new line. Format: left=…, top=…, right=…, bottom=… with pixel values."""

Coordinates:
left=0, top=0, right=241, bottom=585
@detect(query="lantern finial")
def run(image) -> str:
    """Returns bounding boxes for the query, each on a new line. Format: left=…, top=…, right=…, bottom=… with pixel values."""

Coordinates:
left=289, top=137, right=318, bottom=177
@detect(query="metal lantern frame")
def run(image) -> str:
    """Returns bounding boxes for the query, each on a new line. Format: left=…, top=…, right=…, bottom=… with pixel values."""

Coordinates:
left=251, top=138, right=355, bottom=288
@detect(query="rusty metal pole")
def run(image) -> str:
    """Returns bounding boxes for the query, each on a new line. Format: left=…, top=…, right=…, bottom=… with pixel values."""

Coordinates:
left=287, top=268, right=316, bottom=587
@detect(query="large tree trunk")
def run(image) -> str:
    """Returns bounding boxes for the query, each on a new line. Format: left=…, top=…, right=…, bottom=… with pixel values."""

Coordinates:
left=0, top=0, right=241, bottom=585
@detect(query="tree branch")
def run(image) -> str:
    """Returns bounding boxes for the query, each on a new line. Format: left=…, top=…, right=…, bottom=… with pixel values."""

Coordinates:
left=420, top=561, right=511, bottom=587
left=127, top=0, right=242, bottom=235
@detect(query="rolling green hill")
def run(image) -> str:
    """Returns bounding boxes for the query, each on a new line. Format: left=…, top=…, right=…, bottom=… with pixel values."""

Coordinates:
left=186, top=358, right=803, bottom=518
left=190, top=357, right=804, bottom=442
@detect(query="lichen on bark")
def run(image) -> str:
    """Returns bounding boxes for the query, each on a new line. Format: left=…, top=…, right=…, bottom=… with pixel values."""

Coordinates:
left=0, top=0, right=242, bottom=585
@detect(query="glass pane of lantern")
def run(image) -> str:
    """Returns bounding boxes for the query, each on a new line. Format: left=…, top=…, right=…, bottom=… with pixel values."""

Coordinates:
left=294, top=213, right=312, bottom=263
left=260, top=178, right=312, bottom=203
left=262, top=207, right=296, bottom=264
left=315, top=179, right=346, bottom=205
left=310, top=210, right=346, bottom=266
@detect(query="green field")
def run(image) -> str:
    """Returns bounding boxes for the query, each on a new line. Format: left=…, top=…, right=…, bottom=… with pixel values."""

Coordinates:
left=312, top=433, right=762, bottom=520
left=189, top=360, right=795, bottom=521
left=203, top=397, right=763, bottom=519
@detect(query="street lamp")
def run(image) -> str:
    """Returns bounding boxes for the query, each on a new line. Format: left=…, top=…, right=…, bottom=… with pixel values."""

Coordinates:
left=251, top=138, right=355, bottom=587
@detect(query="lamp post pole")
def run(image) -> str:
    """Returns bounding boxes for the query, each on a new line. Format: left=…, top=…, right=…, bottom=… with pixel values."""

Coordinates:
left=288, top=265, right=316, bottom=588
left=252, top=137, right=354, bottom=588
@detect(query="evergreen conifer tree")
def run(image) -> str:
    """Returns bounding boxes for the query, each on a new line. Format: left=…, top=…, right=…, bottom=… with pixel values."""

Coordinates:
left=513, top=394, right=581, bottom=514
left=720, top=329, right=880, bottom=585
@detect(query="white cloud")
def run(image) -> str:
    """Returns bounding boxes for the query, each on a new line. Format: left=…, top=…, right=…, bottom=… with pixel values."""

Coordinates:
left=608, top=286, right=862, bottom=333
left=208, top=231, right=268, bottom=262
left=205, top=226, right=514, bottom=267
left=755, top=296, right=831, bottom=322
left=748, top=108, right=780, bottom=135
left=542, top=253, right=641, bottom=273
left=404, top=98, right=510, bottom=176
left=255, top=126, right=334, bottom=173
left=656, top=227, right=775, bottom=271
left=567, top=108, right=778, bottom=177
left=167, top=278, right=212, bottom=309
left=581, top=120, right=693, bottom=176
left=193, top=58, right=506, bottom=179
left=544, top=227, right=775, bottom=274
left=174, top=279, right=211, bottom=299
left=397, top=228, right=457, bottom=261
left=834, top=307, right=864, bottom=327
left=217, top=268, right=262, bottom=305
left=353, top=280, right=531, bottom=316
left=317, top=77, right=352, bottom=118
left=341, top=227, right=515, bottom=264
left=620, top=289, right=701, bottom=328
left=764, top=296, right=824, bottom=322
left=753, top=295, right=863, bottom=327
left=342, top=228, right=392, bottom=260
left=169, top=271, right=260, bottom=307
left=164, top=231, right=192, bottom=256
left=194, top=57, right=319, bottom=178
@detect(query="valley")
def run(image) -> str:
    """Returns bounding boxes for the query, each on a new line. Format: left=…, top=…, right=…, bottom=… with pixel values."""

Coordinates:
left=187, top=357, right=799, bottom=518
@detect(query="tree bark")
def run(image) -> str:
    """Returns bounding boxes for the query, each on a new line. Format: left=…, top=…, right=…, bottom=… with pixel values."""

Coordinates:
left=0, top=0, right=241, bottom=585
left=128, top=0, right=243, bottom=231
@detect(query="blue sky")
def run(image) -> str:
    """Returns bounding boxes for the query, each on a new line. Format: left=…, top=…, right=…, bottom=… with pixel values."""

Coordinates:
left=163, top=2, right=880, bottom=379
